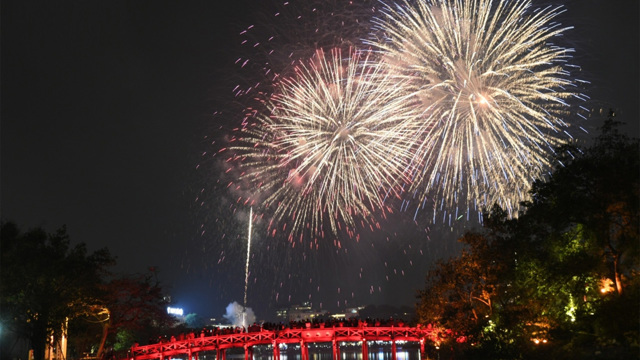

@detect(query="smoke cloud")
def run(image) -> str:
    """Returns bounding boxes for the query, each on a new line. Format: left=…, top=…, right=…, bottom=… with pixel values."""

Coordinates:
left=223, top=301, right=256, bottom=327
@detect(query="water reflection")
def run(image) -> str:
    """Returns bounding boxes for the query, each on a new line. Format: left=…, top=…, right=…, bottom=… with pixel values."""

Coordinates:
left=246, top=341, right=421, bottom=360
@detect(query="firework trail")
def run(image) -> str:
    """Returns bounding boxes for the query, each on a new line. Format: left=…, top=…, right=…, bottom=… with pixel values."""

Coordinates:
left=232, top=48, right=418, bottom=240
left=367, top=0, right=585, bottom=220
left=244, top=207, right=253, bottom=307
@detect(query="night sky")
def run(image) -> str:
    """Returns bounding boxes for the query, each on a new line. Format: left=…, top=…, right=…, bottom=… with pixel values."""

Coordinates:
left=2, top=0, right=638, bottom=321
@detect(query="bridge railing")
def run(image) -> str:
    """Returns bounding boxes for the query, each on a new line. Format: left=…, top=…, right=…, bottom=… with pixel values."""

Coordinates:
left=127, top=325, right=429, bottom=360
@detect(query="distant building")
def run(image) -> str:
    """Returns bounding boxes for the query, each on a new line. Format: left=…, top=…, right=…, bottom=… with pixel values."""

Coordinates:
left=277, top=302, right=328, bottom=322
left=343, top=306, right=365, bottom=319
left=275, top=303, right=376, bottom=322
left=275, top=308, right=288, bottom=322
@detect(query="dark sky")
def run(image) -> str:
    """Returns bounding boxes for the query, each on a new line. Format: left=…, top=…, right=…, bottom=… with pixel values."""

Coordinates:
left=2, top=0, right=638, bottom=321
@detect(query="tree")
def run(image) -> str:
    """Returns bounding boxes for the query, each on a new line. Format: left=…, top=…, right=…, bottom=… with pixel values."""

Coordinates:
left=68, top=272, right=177, bottom=359
left=1, top=222, right=114, bottom=360
left=517, top=116, right=640, bottom=356
left=526, top=116, right=639, bottom=295
left=417, top=207, right=528, bottom=358
left=416, top=116, right=640, bottom=358
left=101, top=273, right=176, bottom=356
left=184, top=313, right=205, bottom=329
left=64, top=272, right=177, bottom=360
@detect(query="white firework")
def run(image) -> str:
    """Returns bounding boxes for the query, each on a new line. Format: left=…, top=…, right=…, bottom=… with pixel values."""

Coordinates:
left=368, top=0, right=582, bottom=220
left=234, top=48, right=418, bottom=240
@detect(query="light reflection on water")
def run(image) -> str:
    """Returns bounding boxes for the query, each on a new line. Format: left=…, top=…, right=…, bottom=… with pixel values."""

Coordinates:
left=252, top=342, right=421, bottom=360
left=185, top=342, right=421, bottom=360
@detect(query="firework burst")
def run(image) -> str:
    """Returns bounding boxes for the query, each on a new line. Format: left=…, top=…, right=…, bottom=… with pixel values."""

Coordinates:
left=368, top=0, right=583, bottom=220
left=233, top=48, right=417, bottom=240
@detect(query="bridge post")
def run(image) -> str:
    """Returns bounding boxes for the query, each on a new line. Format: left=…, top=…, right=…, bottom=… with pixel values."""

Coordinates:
left=217, top=348, right=226, bottom=360
left=300, top=340, right=308, bottom=360
left=361, top=339, right=368, bottom=360
left=272, top=341, right=280, bottom=360
left=420, top=339, right=425, bottom=359
left=244, top=345, right=253, bottom=360
left=391, top=340, right=397, bottom=360
left=331, top=339, right=340, bottom=360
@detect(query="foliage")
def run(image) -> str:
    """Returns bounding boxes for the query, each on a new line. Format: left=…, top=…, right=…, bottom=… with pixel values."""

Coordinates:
left=416, top=116, right=640, bottom=359
left=1, top=222, right=177, bottom=360
left=71, top=272, right=177, bottom=358
left=184, top=313, right=206, bottom=329
left=103, top=273, right=175, bottom=335
left=113, top=329, right=136, bottom=352
left=0, top=222, right=115, bottom=360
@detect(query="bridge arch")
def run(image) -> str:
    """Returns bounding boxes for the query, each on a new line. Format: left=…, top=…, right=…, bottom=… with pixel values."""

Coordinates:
left=127, top=325, right=429, bottom=360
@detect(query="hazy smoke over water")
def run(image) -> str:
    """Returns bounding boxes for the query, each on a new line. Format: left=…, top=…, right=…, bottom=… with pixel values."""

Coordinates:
left=224, top=301, right=256, bottom=327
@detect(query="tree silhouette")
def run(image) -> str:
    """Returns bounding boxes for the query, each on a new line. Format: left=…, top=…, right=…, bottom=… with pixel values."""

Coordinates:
left=1, top=222, right=114, bottom=360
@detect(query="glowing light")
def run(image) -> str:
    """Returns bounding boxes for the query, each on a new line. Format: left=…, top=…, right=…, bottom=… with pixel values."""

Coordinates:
left=167, top=307, right=184, bottom=316
left=566, top=296, right=577, bottom=322
left=599, top=278, right=614, bottom=294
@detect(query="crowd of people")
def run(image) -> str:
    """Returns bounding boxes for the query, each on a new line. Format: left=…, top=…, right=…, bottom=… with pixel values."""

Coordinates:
left=260, top=317, right=407, bottom=331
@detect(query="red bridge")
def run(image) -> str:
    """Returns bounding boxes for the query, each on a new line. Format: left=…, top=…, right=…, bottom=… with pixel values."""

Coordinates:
left=127, top=325, right=429, bottom=360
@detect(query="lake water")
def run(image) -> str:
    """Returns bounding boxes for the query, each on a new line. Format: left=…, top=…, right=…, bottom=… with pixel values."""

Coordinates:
left=191, top=341, right=422, bottom=360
